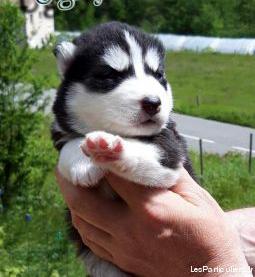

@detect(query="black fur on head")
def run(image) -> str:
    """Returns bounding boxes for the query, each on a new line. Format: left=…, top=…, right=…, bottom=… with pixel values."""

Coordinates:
left=67, top=22, right=166, bottom=90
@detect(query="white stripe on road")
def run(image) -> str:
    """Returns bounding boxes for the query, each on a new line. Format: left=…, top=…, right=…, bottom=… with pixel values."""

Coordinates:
left=232, top=146, right=255, bottom=154
left=180, top=133, right=215, bottom=144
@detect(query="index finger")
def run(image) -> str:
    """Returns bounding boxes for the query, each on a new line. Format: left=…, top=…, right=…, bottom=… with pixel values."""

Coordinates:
left=105, top=172, right=189, bottom=211
left=55, top=170, right=125, bottom=232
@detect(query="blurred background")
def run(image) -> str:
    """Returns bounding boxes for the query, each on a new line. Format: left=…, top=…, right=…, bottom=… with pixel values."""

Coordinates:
left=0, top=0, right=254, bottom=276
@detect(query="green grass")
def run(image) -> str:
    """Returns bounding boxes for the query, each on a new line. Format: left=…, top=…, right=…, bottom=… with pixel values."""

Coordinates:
left=28, top=48, right=60, bottom=90
left=0, top=172, right=85, bottom=277
left=190, top=152, right=255, bottom=210
left=166, top=51, right=255, bottom=128
left=31, top=49, right=255, bottom=128
left=0, top=118, right=85, bottom=277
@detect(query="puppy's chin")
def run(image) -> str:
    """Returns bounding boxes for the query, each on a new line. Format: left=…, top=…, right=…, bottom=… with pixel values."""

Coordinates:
left=105, top=121, right=166, bottom=137
left=129, top=125, right=164, bottom=137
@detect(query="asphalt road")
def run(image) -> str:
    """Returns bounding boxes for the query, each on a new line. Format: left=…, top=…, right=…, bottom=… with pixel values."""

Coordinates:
left=172, top=113, right=255, bottom=156
left=45, top=89, right=254, bottom=156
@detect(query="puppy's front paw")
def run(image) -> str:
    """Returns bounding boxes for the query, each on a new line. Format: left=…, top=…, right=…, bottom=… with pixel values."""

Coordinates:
left=81, top=131, right=123, bottom=163
left=70, top=163, right=104, bottom=187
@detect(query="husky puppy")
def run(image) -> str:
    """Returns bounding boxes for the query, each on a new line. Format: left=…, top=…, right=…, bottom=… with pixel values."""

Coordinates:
left=52, top=22, right=196, bottom=277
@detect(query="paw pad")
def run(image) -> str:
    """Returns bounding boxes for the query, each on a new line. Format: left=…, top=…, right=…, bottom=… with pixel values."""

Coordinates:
left=81, top=131, right=123, bottom=163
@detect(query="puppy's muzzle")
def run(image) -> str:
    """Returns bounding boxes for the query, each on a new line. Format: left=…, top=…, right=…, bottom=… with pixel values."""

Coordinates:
left=141, top=96, right=161, bottom=117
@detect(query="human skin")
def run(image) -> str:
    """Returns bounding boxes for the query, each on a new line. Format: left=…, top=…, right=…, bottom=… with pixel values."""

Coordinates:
left=56, top=168, right=253, bottom=277
left=228, top=208, right=255, bottom=272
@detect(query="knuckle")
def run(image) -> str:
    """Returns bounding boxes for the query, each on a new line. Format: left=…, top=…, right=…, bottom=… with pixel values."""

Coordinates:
left=115, top=255, right=131, bottom=271
left=142, top=200, right=166, bottom=224
left=81, top=233, right=91, bottom=246
left=66, top=193, right=80, bottom=212
left=73, top=220, right=95, bottom=241
left=84, top=229, right=94, bottom=241
left=86, top=240, right=96, bottom=251
left=67, top=197, right=77, bottom=211
left=71, top=214, right=79, bottom=228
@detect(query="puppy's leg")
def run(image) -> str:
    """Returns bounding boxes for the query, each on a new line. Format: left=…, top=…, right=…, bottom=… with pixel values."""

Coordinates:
left=82, top=131, right=180, bottom=188
left=58, top=137, right=105, bottom=187
left=83, top=251, right=130, bottom=277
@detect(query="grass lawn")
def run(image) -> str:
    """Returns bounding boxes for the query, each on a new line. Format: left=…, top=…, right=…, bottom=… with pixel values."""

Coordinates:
left=29, top=48, right=60, bottom=90
left=166, top=51, right=255, bottom=128
left=32, top=49, right=255, bottom=128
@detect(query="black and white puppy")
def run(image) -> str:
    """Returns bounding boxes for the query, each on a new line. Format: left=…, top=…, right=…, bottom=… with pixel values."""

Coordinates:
left=52, top=22, right=196, bottom=277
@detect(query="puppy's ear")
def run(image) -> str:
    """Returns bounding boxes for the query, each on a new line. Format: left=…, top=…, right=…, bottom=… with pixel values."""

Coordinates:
left=53, top=41, right=76, bottom=78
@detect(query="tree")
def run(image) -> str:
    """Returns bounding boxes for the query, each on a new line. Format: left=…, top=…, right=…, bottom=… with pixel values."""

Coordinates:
left=0, top=1, right=48, bottom=206
left=234, top=0, right=255, bottom=37
left=54, top=0, right=255, bottom=38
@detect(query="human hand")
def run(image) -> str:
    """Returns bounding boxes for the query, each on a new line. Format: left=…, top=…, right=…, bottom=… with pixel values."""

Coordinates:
left=56, top=168, right=252, bottom=277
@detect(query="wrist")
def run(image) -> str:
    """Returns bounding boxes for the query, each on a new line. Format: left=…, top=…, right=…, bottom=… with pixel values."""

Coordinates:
left=204, top=249, right=252, bottom=277
left=204, top=214, right=252, bottom=276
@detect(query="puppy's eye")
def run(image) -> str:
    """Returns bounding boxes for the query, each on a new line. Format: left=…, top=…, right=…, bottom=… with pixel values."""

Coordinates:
left=94, top=69, right=117, bottom=80
left=155, top=71, right=164, bottom=81
left=94, top=66, right=118, bottom=80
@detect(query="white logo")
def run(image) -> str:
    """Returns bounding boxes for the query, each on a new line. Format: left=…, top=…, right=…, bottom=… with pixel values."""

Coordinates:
left=34, top=0, right=103, bottom=11
left=93, top=0, right=103, bottom=6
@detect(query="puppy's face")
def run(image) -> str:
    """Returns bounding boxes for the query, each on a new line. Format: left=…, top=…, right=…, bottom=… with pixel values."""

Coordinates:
left=55, top=22, right=173, bottom=137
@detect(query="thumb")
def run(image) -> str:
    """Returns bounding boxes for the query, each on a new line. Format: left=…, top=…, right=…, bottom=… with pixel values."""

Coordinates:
left=172, top=168, right=222, bottom=210
left=172, top=167, right=201, bottom=193
left=106, top=173, right=164, bottom=208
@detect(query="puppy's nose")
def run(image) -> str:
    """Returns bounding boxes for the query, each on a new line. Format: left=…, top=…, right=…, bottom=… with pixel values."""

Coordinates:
left=141, top=96, right=161, bottom=116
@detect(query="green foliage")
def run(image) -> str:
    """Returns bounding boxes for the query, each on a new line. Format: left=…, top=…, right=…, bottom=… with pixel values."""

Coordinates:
left=233, top=0, right=255, bottom=37
left=54, top=0, right=96, bottom=31
left=0, top=1, right=31, bottom=84
left=55, top=0, right=255, bottom=37
left=0, top=120, right=83, bottom=276
left=0, top=2, right=49, bottom=206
